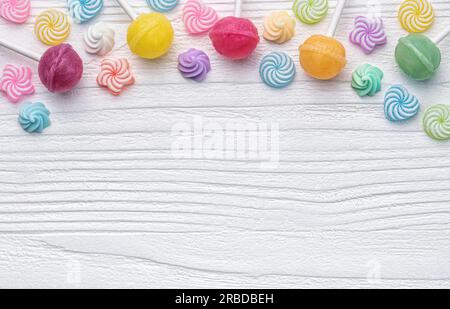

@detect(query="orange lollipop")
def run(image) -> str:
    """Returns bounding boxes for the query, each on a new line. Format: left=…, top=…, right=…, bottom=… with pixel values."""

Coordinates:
left=299, top=0, right=347, bottom=80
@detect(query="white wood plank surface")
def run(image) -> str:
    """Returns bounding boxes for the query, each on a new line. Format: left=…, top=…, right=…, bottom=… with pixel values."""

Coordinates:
left=0, top=0, right=449, bottom=288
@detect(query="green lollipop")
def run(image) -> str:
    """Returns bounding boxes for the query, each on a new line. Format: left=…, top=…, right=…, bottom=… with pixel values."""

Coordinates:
left=395, top=26, right=450, bottom=81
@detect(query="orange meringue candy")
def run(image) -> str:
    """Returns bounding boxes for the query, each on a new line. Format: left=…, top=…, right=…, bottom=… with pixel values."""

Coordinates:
left=299, top=35, right=347, bottom=80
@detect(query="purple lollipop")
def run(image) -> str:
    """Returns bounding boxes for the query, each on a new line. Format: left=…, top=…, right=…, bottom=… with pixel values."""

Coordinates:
left=349, top=16, right=387, bottom=54
left=178, top=48, right=211, bottom=82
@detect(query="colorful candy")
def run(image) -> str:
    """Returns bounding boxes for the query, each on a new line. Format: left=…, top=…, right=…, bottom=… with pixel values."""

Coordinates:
left=398, top=0, right=434, bottom=33
left=299, top=0, right=347, bottom=80
left=97, top=58, right=135, bottom=96
left=183, top=0, right=219, bottom=35
left=0, top=64, right=35, bottom=103
left=259, top=52, right=296, bottom=89
left=127, top=13, right=174, bottom=59
left=395, top=34, right=441, bottom=81
left=147, top=0, right=179, bottom=13
left=18, top=102, right=51, bottom=134
left=384, top=85, right=420, bottom=122
left=210, top=16, right=259, bottom=60
left=68, top=0, right=103, bottom=24
left=35, top=9, right=71, bottom=46
left=0, top=0, right=31, bottom=24
left=293, top=0, right=328, bottom=25
left=263, top=11, right=296, bottom=44
left=423, top=105, right=450, bottom=141
left=351, top=64, right=383, bottom=97
left=178, top=48, right=211, bottom=82
left=349, top=16, right=387, bottom=54
left=39, top=44, right=83, bottom=93
left=84, top=22, right=115, bottom=56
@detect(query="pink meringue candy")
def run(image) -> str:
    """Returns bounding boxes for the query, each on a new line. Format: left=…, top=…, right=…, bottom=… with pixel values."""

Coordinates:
left=0, top=0, right=31, bottom=24
left=97, top=58, right=135, bottom=96
left=349, top=16, right=387, bottom=54
left=183, top=0, right=218, bottom=34
left=0, top=64, right=35, bottom=103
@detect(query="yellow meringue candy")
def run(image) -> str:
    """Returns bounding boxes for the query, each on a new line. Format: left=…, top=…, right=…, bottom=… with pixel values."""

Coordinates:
left=263, top=11, right=296, bottom=44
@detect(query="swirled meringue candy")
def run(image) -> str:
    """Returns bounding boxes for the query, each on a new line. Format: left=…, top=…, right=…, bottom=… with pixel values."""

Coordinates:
left=351, top=64, right=383, bottom=97
left=84, top=22, right=115, bottom=56
left=263, top=11, right=296, bottom=44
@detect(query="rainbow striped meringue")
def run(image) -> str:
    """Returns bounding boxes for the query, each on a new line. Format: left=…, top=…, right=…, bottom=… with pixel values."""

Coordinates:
left=398, top=0, right=434, bottom=33
left=384, top=85, right=420, bottom=122
left=423, top=105, right=450, bottom=141
left=0, top=0, right=31, bottom=24
left=263, top=11, right=296, bottom=44
left=0, top=64, right=35, bottom=104
left=68, top=0, right=103, bottom=24
left=147, top=0, right=179, bottom=13
left=97, top=58, right=135, bottom=96
left=35, top=9, right=71, bottom=46
left=293, top=0, right=328, bottom=25
left=259, top=52, right=296, bottom=89
left=183, top=0, right=218, bottom=34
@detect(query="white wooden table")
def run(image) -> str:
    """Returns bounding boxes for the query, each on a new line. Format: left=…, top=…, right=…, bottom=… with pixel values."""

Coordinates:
left=0, top=0, right=449, bottom=289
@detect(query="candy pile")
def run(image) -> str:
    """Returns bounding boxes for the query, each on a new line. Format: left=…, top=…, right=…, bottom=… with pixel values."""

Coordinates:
left=0, top=0, right=448, bottom=141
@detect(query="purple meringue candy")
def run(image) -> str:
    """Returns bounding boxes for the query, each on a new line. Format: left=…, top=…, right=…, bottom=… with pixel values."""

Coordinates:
left=349, top=16, right=387, bottom=54
left=178, top=48, right=211, bottom=82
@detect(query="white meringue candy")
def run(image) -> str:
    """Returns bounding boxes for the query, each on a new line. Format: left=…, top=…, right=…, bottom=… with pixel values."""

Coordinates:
left=84, top=22, right=115, bottom=56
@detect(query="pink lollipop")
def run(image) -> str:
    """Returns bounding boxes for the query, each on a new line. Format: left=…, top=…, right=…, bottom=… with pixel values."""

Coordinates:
left=97, top=58, right=135, bottom=96
left=0, top=40, right=83, bottom=93
left=183, top=0, right=219, bottom=34
left=0, top=64, right=35, bottom=103
left=0, top=0, right=31, bottom=24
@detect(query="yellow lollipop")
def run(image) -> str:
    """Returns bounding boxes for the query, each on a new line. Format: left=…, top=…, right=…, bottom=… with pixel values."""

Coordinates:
left=398, top=0, right=434, bottom=33
left=35, top=9, right=71, bottom=46
left=117, top=0, right=174, bottom=59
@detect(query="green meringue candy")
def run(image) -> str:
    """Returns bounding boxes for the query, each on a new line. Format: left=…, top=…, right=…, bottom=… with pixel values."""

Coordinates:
left=395, top=34, right=441, bottom=81
left=351, top=64, right=384, bottom=97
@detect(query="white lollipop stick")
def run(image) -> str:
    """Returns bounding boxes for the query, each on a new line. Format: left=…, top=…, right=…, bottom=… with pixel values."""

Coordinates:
left=326, top=0, right=347, bottom=37
left=234, top=0, right=242, bottom=17
left=432, top=24, right=450, bottom=44
left=0, top=39, right=40, bottom=62
left=116, top=0, right=138, bottom=20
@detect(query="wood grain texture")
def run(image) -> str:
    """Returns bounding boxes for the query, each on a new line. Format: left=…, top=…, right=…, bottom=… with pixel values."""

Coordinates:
left=0, top=0, right=449, bottom=289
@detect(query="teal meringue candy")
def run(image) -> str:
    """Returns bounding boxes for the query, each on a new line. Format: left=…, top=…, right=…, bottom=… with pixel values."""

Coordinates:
left=259, top=52, right=296, bottom=89
left=351, top=64, right=383, bottom=97
left=19, top=102, right=51, bottom=133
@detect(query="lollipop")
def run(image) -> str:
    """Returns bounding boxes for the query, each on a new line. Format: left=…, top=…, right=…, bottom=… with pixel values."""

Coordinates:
left=292, top=0, right=328, bottom=25
left=35, top=9, right=71, bottom=46
left=384, top=85, right=420, bottom=122
left=68, top=0, right=104, bottom=24
left=259, top=52, right=296, bottom=89
left=0, top=0, right=31, bottom=24
left=146, top=0, right=179, bottom=13
left=423, top=105, right=450, bottom=141
left=0, top=40, right=83, bottom=93
left=299, top=0, right=347, bottom=80
left=0, top=64, right=35, bottom=103
left=398, top=0, right=434, bottom=33
left=395, top=25, right=450, bottom=81
left=97, top=58, right=135, bottom=96
left=183, top=0, right=219, bottom=35
left=209, top=0, right=260, bottom=60
left=116, top=0, right=174, bottom=59
left=349, top=16, right=387, bottom=54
